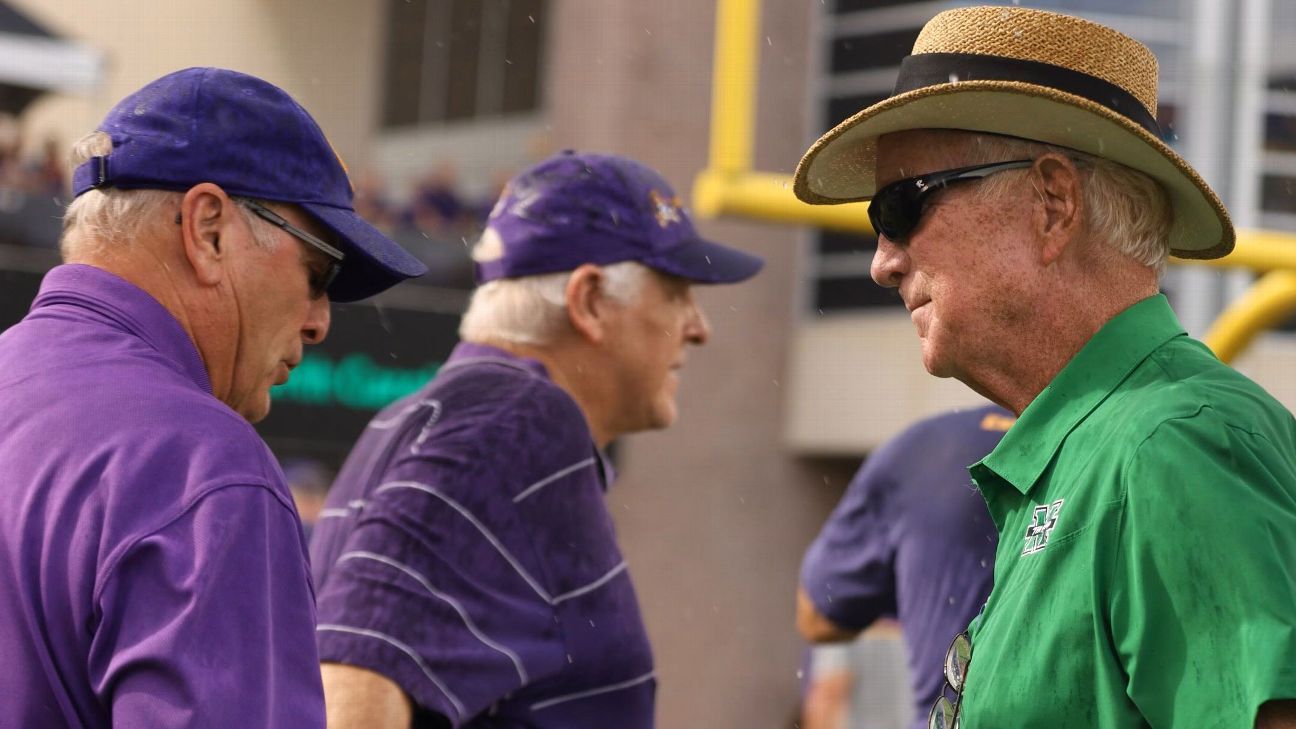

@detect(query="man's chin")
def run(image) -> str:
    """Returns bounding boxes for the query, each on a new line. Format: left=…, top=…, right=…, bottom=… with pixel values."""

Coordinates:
left=920, top=347, right=957, bottom=380
left=236, top=396, right=272, bottom=424
left=633, top=402, right=678, bottom=435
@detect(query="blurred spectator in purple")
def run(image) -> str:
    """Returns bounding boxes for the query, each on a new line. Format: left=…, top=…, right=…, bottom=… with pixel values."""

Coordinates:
left=353, top=170, right=397, bottom=234
left=0, top=115, right=25, bottom=201
left=406, top=162, right=465, bottom=234
left=0, top=120, right=66, bottom=248
left=26, top=137, right=67, bottom=198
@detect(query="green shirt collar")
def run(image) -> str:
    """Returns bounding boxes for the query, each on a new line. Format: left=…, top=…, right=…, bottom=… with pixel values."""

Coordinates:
left=975, top=294, right=1186, bottom=495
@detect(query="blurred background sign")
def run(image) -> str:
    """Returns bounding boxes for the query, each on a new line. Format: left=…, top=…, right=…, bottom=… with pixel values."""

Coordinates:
left=258, top=294, right=462, bottom=468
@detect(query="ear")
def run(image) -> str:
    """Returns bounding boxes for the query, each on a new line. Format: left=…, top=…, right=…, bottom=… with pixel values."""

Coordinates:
left=564, top=264, right=615, bottom=343
left=178, top=183, right=235, bottom=289
left=1031, top=154, right=1084, bottom=266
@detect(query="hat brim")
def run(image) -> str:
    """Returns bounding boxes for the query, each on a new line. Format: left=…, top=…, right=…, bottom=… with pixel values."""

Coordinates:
left=793, top=81, right=1234, bottom=260
left=299, top=202, right=428, bottom=302
left=643, top=237, right=765, bottom=284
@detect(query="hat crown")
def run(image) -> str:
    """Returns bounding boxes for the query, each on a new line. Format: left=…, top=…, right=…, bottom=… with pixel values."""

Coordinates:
left=476, top=152, right=690, bottom=278
left=914, top=6, right=1159, bottom=117
left=474, top=151, right=764, bottom=284
left=87, top=67, right=352, bottom=206
left=71, top=67, right=427, bottom=300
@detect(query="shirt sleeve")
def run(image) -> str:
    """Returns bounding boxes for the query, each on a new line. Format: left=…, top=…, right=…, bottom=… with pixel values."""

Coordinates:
left=88, top=483, right=324, bottom=728
left=1111, top=411, right=1296, bottom=729
left=314, top=460, right=564, bottom=727
left=800, top=442, right=903, bottom=630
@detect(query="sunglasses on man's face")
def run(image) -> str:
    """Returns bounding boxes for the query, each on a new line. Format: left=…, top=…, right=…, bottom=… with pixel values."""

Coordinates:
left=239, top=199, right=345, bottom=300
left=867, top=160, right=1035, bottom=243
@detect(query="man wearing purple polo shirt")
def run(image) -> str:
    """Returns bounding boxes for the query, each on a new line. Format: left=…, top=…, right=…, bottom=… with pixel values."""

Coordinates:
left=0, top=68, right=426, bottom=729
left=310, top=151, right=763, bottom=729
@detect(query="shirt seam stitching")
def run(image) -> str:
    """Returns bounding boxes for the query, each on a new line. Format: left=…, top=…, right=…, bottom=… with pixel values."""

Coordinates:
left=92, top=480, right=300, bottom=608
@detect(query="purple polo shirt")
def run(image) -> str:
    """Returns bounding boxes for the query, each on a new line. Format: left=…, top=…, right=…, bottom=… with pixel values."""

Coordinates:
left=800, top=404, right=1011, bottom=729
left=312, top=342, right=655, bottom=728
left=0, top=265, right=324, bottom=729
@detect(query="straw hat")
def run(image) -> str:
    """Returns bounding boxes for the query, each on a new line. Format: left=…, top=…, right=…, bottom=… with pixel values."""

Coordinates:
left=792, top=6, right=1233, bottom=259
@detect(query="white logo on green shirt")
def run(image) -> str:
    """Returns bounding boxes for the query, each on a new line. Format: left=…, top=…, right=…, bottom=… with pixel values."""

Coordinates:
left=1022, top=499, right=1065, bottom=555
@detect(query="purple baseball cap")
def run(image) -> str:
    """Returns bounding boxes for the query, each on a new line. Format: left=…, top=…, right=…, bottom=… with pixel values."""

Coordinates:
left=70, top=67, right=427, bottom=302
left=474, top=151, right=763, bottom=284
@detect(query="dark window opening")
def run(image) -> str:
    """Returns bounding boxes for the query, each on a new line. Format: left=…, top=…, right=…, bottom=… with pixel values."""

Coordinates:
left=831, top=28, right=921, bottom=74
left=814, top=273, right=901, bottom=312
left=818, top=229, right=876, bottom=256
left=381, top=0, right=546, bottom=128
left=826, top=93, right=888, bottom=129
left=1260, top=175, right=1296, bottom=212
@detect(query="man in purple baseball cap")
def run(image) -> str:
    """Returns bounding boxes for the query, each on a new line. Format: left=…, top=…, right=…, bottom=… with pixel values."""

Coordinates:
left=310, top=150, right=762, bottom=728
left=0, top=67, right=425, bottom=729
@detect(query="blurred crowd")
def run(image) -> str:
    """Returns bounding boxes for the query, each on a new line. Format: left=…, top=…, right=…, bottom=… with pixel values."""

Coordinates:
left=354, top=163, right=501, bottom=239
left=0, top=115, right=70, bottom=250
left=350, top=163, right=506, bottom=288
left=0, top=118, right=493, bottom=288
left=0, top=136, right=66, bottom=202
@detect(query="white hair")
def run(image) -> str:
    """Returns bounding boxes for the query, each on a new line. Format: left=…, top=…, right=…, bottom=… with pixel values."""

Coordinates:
left=60, top=131, right=279, bottom=260
left=961, top=133, right=1173, bottom=272
left=458, top=259, right=653, bottom=346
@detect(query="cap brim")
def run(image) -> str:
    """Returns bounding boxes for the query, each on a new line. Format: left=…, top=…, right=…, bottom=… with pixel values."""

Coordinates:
left=643, top=237, right=764, bottom=284
left=793, top=82, right=1234, bottom=260
left=299, top=202, right=428, bottom=302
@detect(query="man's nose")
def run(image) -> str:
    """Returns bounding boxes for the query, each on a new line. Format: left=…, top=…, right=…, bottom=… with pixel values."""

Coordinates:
left=302, top=295, right=331, bottom=344
left=870, top=237, right=909, bottom=289
left=685, top=302, right=711, bottom=345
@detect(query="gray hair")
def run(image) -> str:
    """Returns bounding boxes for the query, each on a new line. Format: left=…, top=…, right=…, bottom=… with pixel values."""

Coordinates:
left=961, top=134, right=1172, bottom=272
left=458, top=259, right=653, bottom=346
left=61, top=131, right=279, bottom=260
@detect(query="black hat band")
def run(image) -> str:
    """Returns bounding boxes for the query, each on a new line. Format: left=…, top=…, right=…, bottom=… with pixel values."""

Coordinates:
left=893, top=52, right=1162, bottom=139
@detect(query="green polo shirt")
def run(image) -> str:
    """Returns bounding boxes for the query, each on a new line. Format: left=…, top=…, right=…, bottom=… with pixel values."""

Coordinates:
left=962, top=294, right=1296, bottom=729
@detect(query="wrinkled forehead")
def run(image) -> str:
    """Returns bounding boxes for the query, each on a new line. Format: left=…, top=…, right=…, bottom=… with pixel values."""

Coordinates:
left=875, top=129, right=989, bottom=180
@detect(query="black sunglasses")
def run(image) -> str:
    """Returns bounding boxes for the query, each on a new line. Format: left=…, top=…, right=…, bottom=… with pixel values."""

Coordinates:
left=239, top=199, right=345, bottom=299
left=928, top=631, right=972, bottom=729
left=868, top=160, right=1035, bottom=243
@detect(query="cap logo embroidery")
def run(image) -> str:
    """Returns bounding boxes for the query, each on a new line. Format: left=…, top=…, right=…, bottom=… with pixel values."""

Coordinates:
left=650, top=189, right=682, bottom=227
left=504, top=183, right=545, bottom=220
left=326, top=138, right=356, bottom=194
left=1021, top=499, right=1064, bottom=555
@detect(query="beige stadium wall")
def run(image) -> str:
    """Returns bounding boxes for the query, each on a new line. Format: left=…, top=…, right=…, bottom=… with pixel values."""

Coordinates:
left=11, top=0, right=384, bottom=172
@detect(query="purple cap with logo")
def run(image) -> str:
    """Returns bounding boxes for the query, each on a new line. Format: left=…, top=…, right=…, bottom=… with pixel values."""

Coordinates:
left=474, top=151, right=763, bottom=284
left=70, top=67, right=427, bottom=302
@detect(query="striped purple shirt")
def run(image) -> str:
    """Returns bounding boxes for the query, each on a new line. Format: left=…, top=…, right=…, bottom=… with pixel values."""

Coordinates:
left=312, top=342, right=655, bottom=728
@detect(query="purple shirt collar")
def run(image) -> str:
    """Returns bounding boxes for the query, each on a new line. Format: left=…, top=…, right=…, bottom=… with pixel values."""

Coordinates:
left=443, top=340, right=550, bottom=379
left=33, top=264, right=212, bottom=394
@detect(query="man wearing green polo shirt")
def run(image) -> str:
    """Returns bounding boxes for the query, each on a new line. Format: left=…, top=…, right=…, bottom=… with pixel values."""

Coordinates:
left=793, top=6, right=1296, bottom=729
